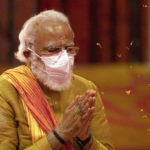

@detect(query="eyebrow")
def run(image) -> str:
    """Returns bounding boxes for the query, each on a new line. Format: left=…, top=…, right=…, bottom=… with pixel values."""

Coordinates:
left=44, top=42, right=74, bottom=49
left=66, top=42, right=74, bottom=47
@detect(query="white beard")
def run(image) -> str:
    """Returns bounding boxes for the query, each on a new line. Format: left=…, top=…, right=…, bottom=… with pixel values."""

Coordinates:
left=30, top=55, right=73, bottom=91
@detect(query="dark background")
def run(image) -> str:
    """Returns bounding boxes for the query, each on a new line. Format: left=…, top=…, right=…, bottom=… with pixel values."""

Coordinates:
left=0, top=0, right=149, bottom=65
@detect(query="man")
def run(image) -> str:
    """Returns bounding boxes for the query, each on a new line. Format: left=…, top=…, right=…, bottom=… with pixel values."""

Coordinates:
left=0, top=10, right=114, bottom=150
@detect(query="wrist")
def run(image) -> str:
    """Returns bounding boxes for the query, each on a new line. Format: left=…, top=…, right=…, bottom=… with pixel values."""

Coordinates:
left=83, top=135, right=93, bottom=150
left=46, top=131, right=63, bottom=150
left=55, top=127, right=70, bottom=142
left=78, top=129, right=90, bottom=140
left=75, top=132, right=92, bottom=147
left=78, top=133, right=88, bottom=141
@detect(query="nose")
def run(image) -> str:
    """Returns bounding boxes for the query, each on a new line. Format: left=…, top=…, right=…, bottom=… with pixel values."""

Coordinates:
left=61, top=49, right=68, bottom=55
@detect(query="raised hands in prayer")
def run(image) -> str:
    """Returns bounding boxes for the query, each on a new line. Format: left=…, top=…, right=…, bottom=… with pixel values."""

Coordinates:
left=55, top=89, right=96, bottom=141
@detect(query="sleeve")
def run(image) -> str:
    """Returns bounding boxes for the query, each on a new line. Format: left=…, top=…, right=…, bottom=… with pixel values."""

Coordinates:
left=24, top=136, right=52, bottom=150
left=0, top=95, right=18, bottom=149
left=0, top=95, right=52, bottom=150
left=88, top=81, right=114, bottom=150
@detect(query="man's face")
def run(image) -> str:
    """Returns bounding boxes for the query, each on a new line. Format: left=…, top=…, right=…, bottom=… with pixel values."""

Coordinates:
left=32, top=21, right=74, bottom=56
left=29, top=21, right=75, bottom=91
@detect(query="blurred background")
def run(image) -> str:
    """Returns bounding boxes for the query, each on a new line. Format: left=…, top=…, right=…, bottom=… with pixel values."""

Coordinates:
left=0, top=0, right=150, bottom=150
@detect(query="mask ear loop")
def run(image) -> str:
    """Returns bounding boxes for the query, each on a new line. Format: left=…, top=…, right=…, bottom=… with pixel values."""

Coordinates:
left=27, top=47, right=58, bottom=64
left=27, top=47, right=41, bottom=59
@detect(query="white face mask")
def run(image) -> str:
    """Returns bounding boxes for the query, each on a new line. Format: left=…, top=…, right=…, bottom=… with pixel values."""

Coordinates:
left=28, top=48, right=74, bottom=83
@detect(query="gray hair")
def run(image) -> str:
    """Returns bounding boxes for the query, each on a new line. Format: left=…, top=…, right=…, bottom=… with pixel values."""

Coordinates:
left=15, top=10, right=71, bottom=63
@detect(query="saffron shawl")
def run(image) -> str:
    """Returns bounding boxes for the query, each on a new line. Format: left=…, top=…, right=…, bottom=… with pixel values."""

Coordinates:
left=2, top=65, right=74, bottom=150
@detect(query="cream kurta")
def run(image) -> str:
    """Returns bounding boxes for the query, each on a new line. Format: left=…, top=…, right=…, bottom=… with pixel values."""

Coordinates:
left=0, top=65, right=114, bottom=150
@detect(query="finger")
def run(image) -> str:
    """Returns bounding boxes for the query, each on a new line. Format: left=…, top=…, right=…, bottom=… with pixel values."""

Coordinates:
left=82, top=107, right=95, bottom=125
left=68, top=95, right=80, bottom=109
left=79, top=97, right=95, bottom=118
left=81, top=102, right=89, bottom=113
left=87, top=107, right=95, bottom=122
left=80, top=90, right=92, bottom=102
left=78, top=91, right=92, bottom=108
left=81, top=112, right=88, bottom=120
left=77, top=99, right=89, bottom=117
left=81, top=109, right=94, bottom=133
left=73, top=116, right=82, bottom=131
left=78, top=91, right=88, bottom=106
left=81, top=96, right=95, bottom=114
left=78, top=107, right=95, bottom=136
left=79, top=108, right=95, bottom=135
left=79, top=122, right=89, bottom=136
left=88, top=97, right=96, bottom=108
left=83, top=90, right=96, bottom=107
left=72, top=112, right=83, bottom=129
left=88, top=89, right=96, bottom=97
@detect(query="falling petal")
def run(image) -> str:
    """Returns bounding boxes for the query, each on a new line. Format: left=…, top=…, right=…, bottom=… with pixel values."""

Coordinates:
left=142, top=115, right=148, bottom=119
left=125, top=90, right=131, bottom=95
left=55, top=101, right=58, bottom=105
left=130, top=41, right=134, bottom=46
left=101, top=91, right=105, bottom=95
left=142, top=4, right=148, bottom=8
left=96, top=42, right=102, bottom=48
left=126, top=46, right=130, bottom=51
left=147, top=129, right=150, bottom=132
left=117, top=53, right=122, bottom=58
left=140, top=109, right=144, bottom=112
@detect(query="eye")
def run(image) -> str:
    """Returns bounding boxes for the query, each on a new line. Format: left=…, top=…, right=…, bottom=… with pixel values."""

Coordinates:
left=47, top=48, right=60, bottom=52
left=66, top=46, right=73, bottom=52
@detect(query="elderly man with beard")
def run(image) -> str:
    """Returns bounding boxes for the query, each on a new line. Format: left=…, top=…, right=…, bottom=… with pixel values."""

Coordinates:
left=0, top=10, right=114, bottom=150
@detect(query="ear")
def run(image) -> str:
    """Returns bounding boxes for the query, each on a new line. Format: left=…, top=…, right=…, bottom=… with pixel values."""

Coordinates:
left=23, top=50, right=31, bottom=58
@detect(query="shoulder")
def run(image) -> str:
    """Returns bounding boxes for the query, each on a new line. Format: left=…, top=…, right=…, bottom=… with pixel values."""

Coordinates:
left=0, top=67, right=21, bottom=100
left=72, top=74, right=97, bottom=90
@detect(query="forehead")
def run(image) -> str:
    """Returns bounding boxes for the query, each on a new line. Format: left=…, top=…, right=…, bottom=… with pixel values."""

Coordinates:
left=32, top=21, right=74, bottom=50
